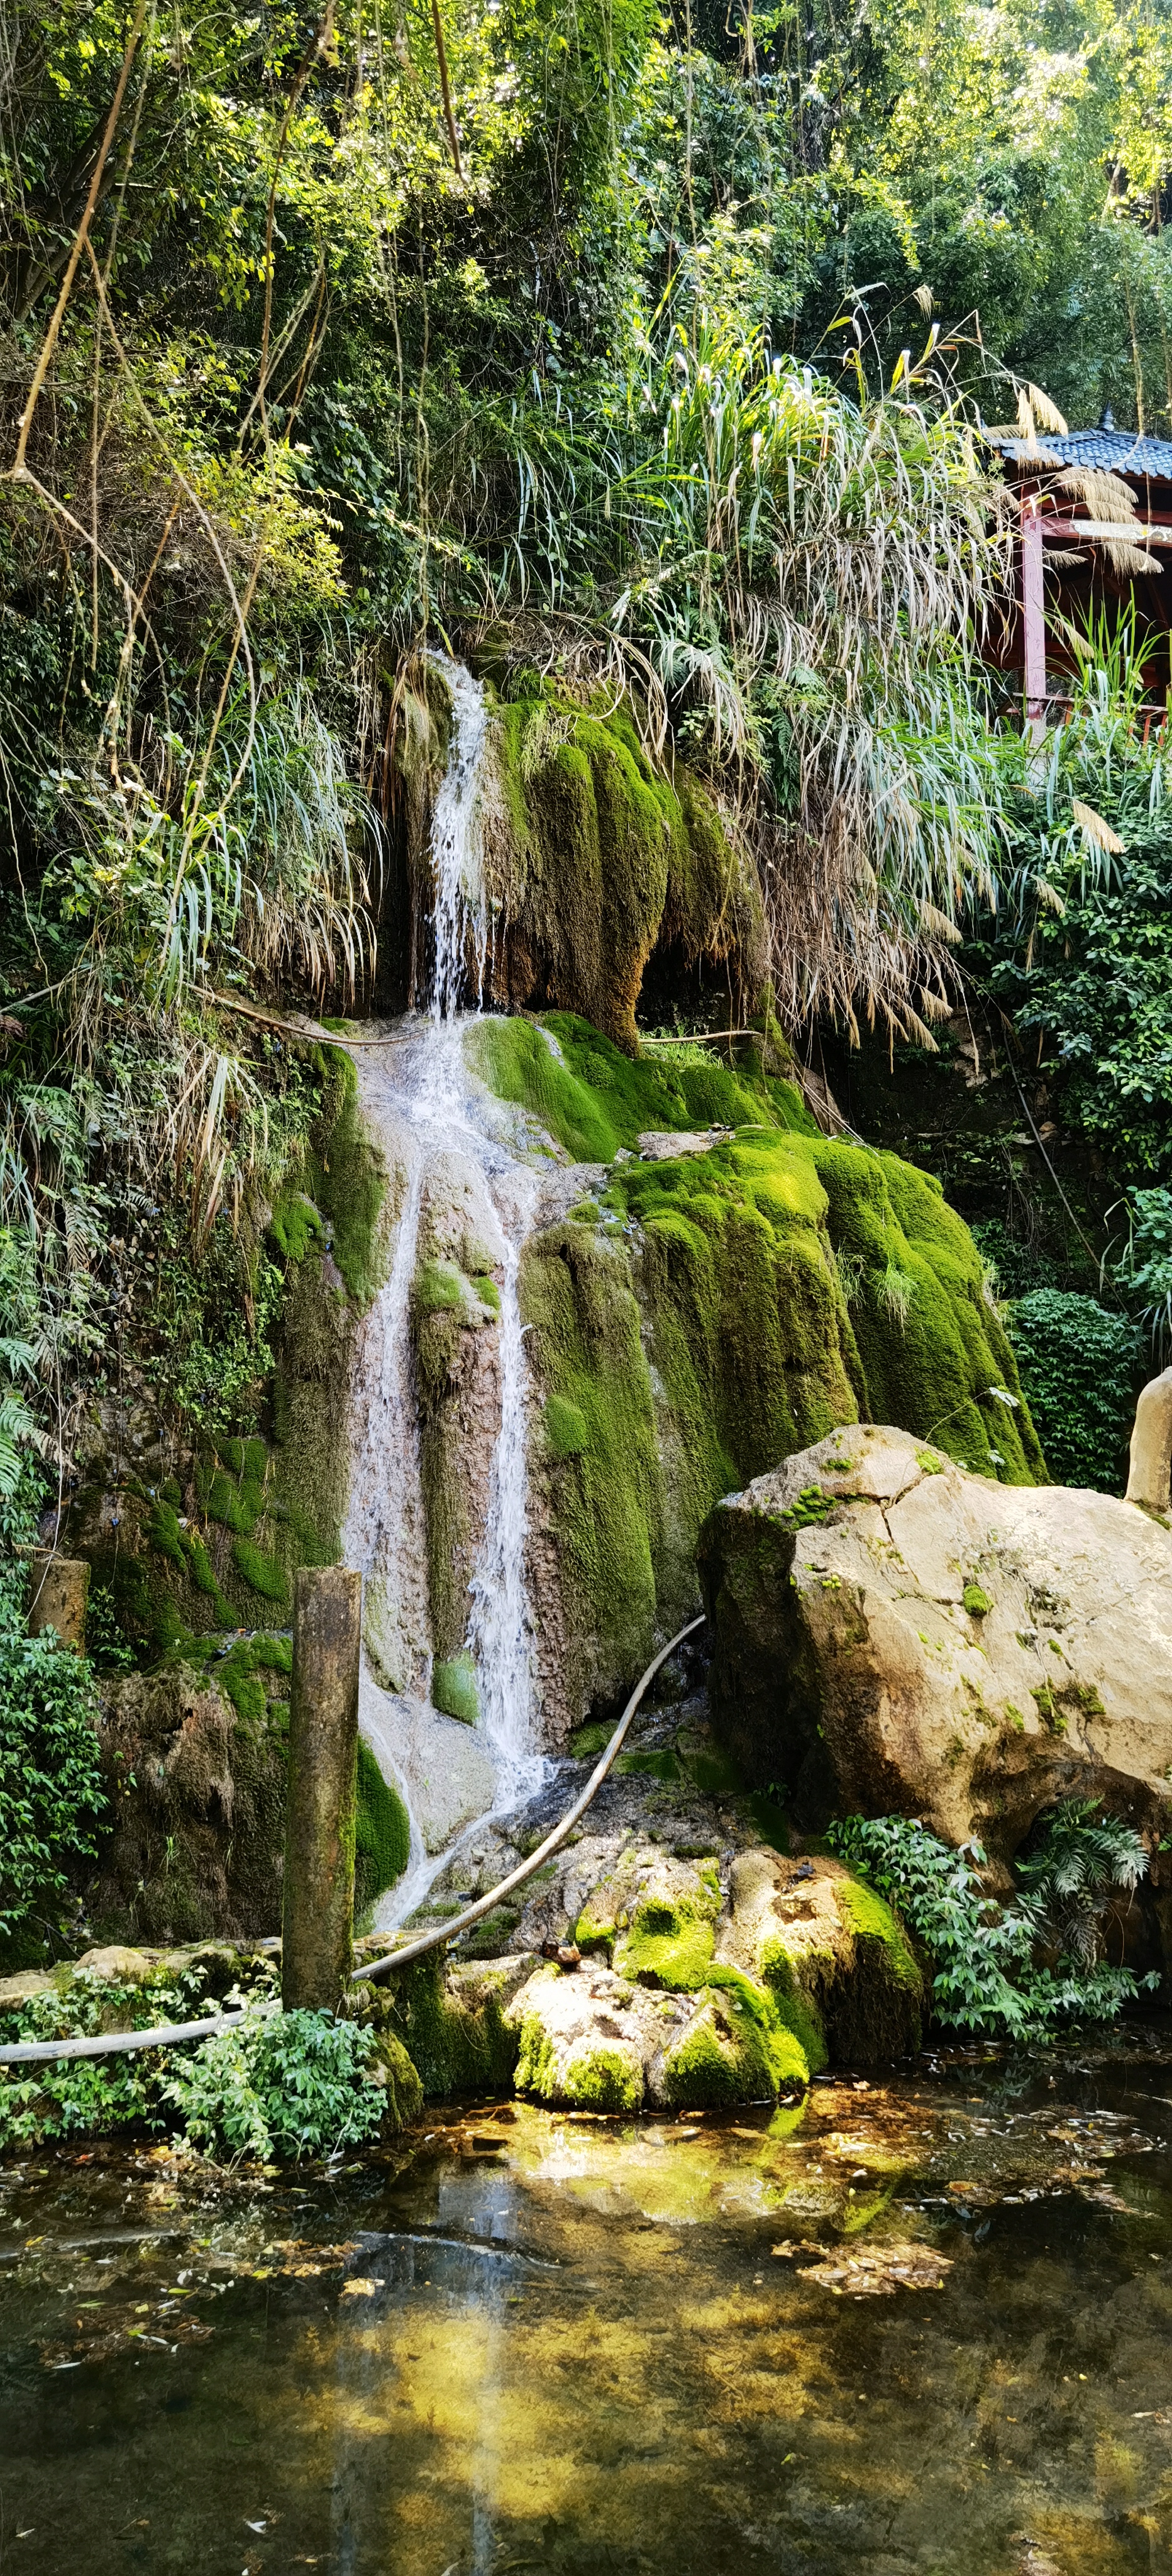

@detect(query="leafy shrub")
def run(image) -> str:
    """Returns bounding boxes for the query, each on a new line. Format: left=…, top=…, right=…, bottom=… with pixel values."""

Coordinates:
left=165, top=2003, right=387, bottom=2161
left=0, top=1967, right=217, bottom=2148
left=0, top=1971, right=390, bottom=2162
left=1115, top=1187, right=1172, bottom=1352
left=827, top=1813, right=1156, bottom=2040
left=0, top=1564, right=106, bottom=1950
left=1007, top=1291, right=1142, bottom=1491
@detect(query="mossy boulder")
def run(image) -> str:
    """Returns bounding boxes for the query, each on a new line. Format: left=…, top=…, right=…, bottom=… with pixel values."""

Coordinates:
left=721, top=1846, right=923, bottom=2068
left=699, top=1421, right=1172, bottom=1862
left=364, top=1951, right=531, bottom=2097
left=470, top=1013, right=1043, bottom=1739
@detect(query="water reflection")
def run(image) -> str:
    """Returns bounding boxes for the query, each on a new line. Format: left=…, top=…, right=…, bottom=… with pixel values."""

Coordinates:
left=2, top=2028, right=1171, bottom=2574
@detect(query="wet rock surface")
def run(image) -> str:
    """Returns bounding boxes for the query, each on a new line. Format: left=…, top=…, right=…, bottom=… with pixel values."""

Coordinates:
left=700, top=1421, right=1172, bottom=1862
left=386, top=1677, right=924, bottom=2099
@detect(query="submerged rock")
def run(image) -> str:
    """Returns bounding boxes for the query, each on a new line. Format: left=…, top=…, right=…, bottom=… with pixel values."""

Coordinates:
left=700, top=1422, right=1172, bottom=1860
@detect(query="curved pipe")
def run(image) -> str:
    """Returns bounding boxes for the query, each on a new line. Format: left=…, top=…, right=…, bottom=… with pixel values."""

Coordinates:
left=355, top=1612, right=707, bottom=1984
left=0, top=2007, right=248, bottom=2070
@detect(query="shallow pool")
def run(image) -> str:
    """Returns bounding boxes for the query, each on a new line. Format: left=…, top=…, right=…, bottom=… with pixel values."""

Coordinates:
left=3, top=2026, right=1171, bottom=2574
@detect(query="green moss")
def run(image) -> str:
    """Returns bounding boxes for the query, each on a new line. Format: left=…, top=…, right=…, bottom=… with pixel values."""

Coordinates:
left=467, top=1009, right=811, bottom=1163
left=470, top=1273, right=500, bottom=1314
left=514, top=2010, right=560, bottom=2099
left=618, top=1904, right=716, bottom=1988
left=568, top=1721, right=612, bottom=1759
left=521, top=1217, right=662, bottom=1705
left=835, top=1877, right=920, bottom=1979
left=757, top=1938, right=830, bottom=2073
left=231, top=1536, right=290, bottom=1606
left=355, top=1741, right=411, bottom=1916
left=433, top=1651, right=479, bottom=1727
left=304, top=1048, right=387, bottom=1307
left=963, top=1581, right=993, bottom=1616
left=614, top=1746, right=680, bottom=1780
left=414, top=1258, right=470, bottom=1318
left=828, top=1877, right=924, bottom=2063
left=561, top=2043, right=642, bottom=2111
left=268, top=1191, right=324, bottom=1264
left=661, top=1985, right=809, bottom=2107
left=545, top=1394, right=590, bottom=1458
left=374, top=1954, right=518, bottom=2097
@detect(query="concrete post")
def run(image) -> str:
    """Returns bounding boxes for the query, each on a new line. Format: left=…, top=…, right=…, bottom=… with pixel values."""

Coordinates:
left=27, top=1552, right=90, bottom=1650
left=282, top=1567, right=362, bottom=2012
left=1126, top=1367, right=1172, bottom=1514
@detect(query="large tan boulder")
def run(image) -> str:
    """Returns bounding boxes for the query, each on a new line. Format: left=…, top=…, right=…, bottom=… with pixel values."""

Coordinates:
left=699, top=1424, right=1172, bottom=1862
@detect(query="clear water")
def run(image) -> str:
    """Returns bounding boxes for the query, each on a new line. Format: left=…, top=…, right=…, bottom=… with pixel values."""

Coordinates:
left=4, top=2029, right=1172, bottom=2573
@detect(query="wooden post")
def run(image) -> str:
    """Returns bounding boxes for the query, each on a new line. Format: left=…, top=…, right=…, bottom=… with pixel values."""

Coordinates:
left=282, top=1567, right=362, bottom=2012
left=27, top=1552, right=90, bottom=1650
left=1022, top=496, right=1046, bottom=735
left=1126, top=1368, right=1172, bottom=1514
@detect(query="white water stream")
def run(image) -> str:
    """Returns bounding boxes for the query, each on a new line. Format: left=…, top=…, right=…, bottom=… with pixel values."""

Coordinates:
left=341, top=658, right=546, bottom=1931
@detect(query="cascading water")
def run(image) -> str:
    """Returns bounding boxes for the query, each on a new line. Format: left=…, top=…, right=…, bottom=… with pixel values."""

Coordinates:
left=428, top=654, right=490, bottom=1021
left=340, top=657, right=546, bottom=1929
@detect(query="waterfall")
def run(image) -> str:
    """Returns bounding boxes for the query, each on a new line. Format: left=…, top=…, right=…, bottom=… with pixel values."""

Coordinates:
left=341, top=658, right=546, bottom=1930
left=467, top=1208, right=542, bottom=1805
left=427, top=651, right=490, bottom=1021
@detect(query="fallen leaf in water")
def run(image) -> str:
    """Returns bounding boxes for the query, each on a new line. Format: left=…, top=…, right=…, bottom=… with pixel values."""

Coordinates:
left=947, top=2181, right=997, bottom=2206
left=801, top=2242, right=952, bottom=2297
left=341, top=2277, right=385, bottom=2297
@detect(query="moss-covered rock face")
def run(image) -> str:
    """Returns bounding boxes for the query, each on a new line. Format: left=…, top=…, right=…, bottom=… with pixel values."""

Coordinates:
left=409, top=1155, right=504, bottom=1679
left=85, top=1663, right=289, bottom=1945
left=474, top=687, right=766, bottom=1052
left=63, top=1046, right=394, bottom=1663
left=468, top=1012, right=1043, bottom=1740
left=364, top=1952, right=529, bottom=2097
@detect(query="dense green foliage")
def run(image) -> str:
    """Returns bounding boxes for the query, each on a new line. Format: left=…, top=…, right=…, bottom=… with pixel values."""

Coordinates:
left=0, top=1557, right=105, bottom=1950
left=828, top=1812, right=1156, bottom=2038
left=0, top=1967, right=388, bottom=2159
left=1017, top=1797, right=1149, bottom=1966
left=5, top=0, right=1171, bottom=1513
left=978, top=666, right=1172, bottom=1192
left=1007, top=1290, right=1143, bottom=1491
left=165, top=2003, right=387, bottom=2161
